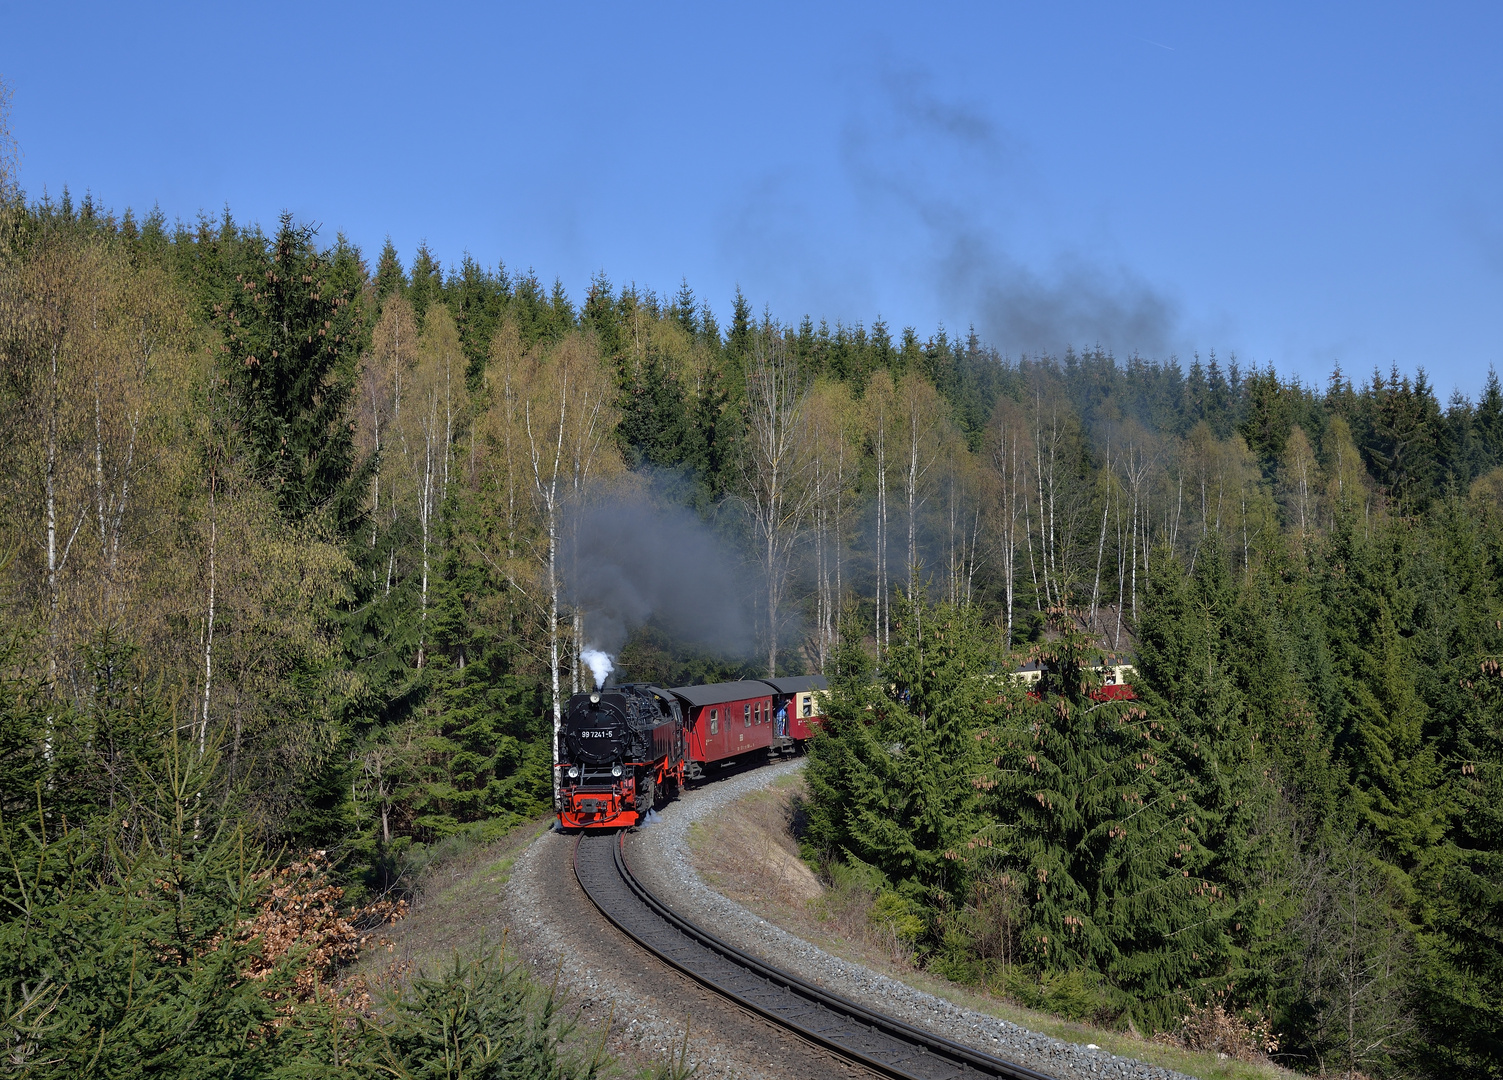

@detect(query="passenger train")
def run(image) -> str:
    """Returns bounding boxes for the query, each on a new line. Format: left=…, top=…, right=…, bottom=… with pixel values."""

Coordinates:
left=555, top=663, right=1135, bottom=830
left=555, top=676, right=826, bottom=830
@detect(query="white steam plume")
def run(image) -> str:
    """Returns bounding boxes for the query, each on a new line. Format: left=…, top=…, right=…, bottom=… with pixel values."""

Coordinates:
left=581, top=648, right=614, bottom=690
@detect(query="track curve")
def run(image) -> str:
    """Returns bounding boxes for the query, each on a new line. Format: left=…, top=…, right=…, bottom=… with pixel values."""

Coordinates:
left=574, top=830, right=1057, bottom=1080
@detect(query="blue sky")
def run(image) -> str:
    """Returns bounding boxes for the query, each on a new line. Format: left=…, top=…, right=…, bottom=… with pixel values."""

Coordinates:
left=4, top=2, right=1500, bottom=397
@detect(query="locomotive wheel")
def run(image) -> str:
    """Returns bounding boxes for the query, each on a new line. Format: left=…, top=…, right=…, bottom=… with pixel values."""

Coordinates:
left=635, top=774, right=656, bottom=814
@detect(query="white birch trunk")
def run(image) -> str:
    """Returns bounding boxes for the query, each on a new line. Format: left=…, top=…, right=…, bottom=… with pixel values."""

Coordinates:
left=526, top=386, right=568, bottom=810
left=200, top=465, right=216, bottom=756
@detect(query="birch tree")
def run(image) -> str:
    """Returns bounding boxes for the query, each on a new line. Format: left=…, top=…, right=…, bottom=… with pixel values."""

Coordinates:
left=1278, top=425, right=1319, bottom=541
left=499, top=332, right=617, bottom=807
left=403, top=304, right=465, bottom=668
left=806, top=379, right=859, bottom=669
left=892, top=372, right=946, bottom=602
left=740, top=331, right=813, bottom=677
left=360, top=293, right=418, bottom=591
left=865, top=371, right=895, bottom=657
left=1027, top=400, right=1091, bottom=612
left=987, top=399, right=1029, bottom=643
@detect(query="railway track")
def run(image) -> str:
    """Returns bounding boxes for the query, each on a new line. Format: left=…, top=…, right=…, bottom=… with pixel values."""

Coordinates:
left=573, top=830, right=1056, bottom=1080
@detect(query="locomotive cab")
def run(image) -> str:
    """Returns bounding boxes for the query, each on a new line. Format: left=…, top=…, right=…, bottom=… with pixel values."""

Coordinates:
left=557, top=683, right=685, bottom=829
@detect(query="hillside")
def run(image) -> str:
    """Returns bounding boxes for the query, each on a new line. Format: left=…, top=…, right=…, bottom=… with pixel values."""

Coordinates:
left=2, top=189, right=1502, bottom=1078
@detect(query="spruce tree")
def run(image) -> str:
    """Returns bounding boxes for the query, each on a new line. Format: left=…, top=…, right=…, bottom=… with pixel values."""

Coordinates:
left=805, top=600, right=997, bottom=909
left=407, top=240, right=442, bottom=326
left=374, top=235, right=407, bottom=301
left=726, top=286, right=752, bottom=361
left=998, top=611, right=1224, bottom=1025
left=1474, top=366, right=1503, bottom=476
left=1136, top=538, right=1288, bottom=1013
left=211, top=214, right=371, bottom=530
left=1421, top=650, right=1503, bottom=1077
left=1323, top=518, right=1444, bottom=869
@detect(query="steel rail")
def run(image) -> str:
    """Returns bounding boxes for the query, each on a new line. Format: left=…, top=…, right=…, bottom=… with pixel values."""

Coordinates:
left=573, top=830, right=1056, bottom=1080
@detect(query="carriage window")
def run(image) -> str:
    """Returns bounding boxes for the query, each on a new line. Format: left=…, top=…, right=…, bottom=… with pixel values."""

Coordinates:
left=755, top=702, right=761, bottom=724
left=803, top=696, right=812, bottom=718
left=709, top=709, right=718, bottom=735
left=744, top=704, right=751, bottom=726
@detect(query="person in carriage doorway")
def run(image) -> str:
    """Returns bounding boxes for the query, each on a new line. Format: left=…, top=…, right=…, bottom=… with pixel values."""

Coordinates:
left=776, top=701, right=788, bottom=739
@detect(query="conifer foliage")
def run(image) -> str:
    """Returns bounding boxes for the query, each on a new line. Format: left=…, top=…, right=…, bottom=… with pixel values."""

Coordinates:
left=209, top=214, right=371, bottom=528
left=7, top=178, right=1503, bottom=1076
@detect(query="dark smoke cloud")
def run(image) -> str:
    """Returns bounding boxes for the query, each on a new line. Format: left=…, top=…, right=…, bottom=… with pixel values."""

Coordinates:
left=844, top=65, right=1184, bottom=358
left=946, top=244, right=1182, bottom=359
left=561, top=487, right=754, bottom=659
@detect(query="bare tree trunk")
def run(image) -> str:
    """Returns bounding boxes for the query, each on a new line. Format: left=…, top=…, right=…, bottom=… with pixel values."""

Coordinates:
left=92, top=376, right=140, bottom=618
left=526, top=386, right=568, bottom=809
left=965, top=503, right=980, bottom=606
left=947, top=472, right=957, bottom=606
left=993, top=430, right=1021, bottom=642
left=546, top=496, right=561, bottom=799
left=1046, top=421, right=1059, bottom=605
left=1171, top=473, right=1183, bottom=555
left=1242, top=488, right=1251, bottom=575
left=835, top=438, right=844, bottom=638
left=1114, top=476, right=1126, bottom=650
left=1089, top=477, right=1109, bottom=636
left=572, top=609, right=582, bottom=695
left=876, top=411, right=888, bottom=656
left=767, top=519, right=778, bottom=675
left=200, top=464, right=216, bottom=756
left=815, top=456, right=828, bottom=669
left=42, top=341, right=82, bottom=758
left=417, top=393, right=435, bottom=669
left=369, top=362, right=382, bottom=577
left=1023, top=468, right=1041, bottom=614
left=45, top=342, right=60, bottom=695
left=108, top=415, right=137, bottom=604
left=906, top=419, right=920, bottom=601
left=93, top=382, right=106, bottom=573
left=742, top=337, right=812, bottom=678
left=380, top=774, right=391, bottom=848
left=444, top=352, right=453, bottom=492
left=1131, top=488, right=1140, bottom=621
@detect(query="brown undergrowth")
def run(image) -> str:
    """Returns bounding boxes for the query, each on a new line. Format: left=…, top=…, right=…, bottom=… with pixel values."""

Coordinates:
left=241, top=851, right=409, bottom=1013
left=1153, top=991, right=1281, bottom=1064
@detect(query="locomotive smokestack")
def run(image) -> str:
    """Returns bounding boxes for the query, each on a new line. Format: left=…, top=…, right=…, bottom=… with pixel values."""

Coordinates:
left=581, top=647, right=614, bottom=689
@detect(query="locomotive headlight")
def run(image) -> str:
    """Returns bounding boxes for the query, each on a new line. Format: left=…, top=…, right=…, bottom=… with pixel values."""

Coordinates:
left=611, top=763, right=623, bottom=777
left=590, top=691, right=601, bottom=704
left=567, top=766, right=579, bottom=778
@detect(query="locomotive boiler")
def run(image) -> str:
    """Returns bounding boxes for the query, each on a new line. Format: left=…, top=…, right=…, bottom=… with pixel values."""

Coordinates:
left=556, top=683, right=686, bottom=829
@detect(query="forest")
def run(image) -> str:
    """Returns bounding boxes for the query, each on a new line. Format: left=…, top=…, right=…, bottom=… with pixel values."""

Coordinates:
left=1, top=166, right=1502, bottom=1078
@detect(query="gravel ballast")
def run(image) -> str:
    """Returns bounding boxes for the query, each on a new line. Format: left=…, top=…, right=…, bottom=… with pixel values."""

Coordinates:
left=626, top=758, right=1201, bottom=1080
left=503, top=775, right=871, bottom=1080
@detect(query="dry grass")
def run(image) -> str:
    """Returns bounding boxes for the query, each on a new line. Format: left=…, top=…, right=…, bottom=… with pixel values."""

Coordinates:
left=688, top=773, right=1300, bottom=1080
left=344, top=818, right=687, bottom=1079
left=690, top=784, right=822, bottom=907
left=349, top=817, right=550, bottom=982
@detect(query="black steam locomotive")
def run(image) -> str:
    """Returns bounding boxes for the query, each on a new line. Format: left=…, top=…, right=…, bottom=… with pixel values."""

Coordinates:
left=558, top=684, right=686, bottom=828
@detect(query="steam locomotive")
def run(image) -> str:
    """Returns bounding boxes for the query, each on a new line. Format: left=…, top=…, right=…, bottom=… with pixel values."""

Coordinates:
left=555, top=676, right=827, bottom=830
